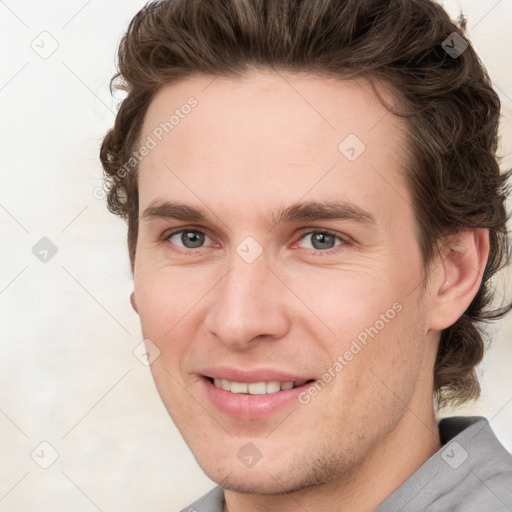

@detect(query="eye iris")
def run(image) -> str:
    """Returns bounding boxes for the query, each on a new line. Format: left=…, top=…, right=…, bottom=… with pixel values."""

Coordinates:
left=312, top=232, right=335, bottom=250
left=182, top=231, right=204, bottom=248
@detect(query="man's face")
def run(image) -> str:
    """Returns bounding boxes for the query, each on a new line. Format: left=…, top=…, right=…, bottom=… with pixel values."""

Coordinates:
left=133, top=72, right=438, bottom=494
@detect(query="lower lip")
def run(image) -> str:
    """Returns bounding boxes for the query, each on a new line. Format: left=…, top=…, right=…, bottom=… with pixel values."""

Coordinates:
left=201, top=377, right=314, bottom=420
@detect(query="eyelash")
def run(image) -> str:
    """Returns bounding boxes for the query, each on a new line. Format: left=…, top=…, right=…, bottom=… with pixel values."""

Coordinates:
left=160, top=227, right=348, bottom=256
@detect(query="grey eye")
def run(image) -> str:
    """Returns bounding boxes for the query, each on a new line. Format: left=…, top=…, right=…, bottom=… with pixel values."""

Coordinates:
left=298, top=231, right=343, bottom=251
left=169, top=230, right=208, bottom=249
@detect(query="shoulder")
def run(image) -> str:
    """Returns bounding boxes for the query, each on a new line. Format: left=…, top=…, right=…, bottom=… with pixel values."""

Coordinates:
left=377, top=416, right=512, bottom=512
left=432, top=416, right=512, bottom=511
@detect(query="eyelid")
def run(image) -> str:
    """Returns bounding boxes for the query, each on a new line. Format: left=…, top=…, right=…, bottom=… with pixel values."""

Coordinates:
left=161, top=226, right=206, bottom=242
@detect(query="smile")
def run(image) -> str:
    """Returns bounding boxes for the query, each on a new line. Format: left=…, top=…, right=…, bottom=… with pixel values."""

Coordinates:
left=201, top=375, right=317, bottom=420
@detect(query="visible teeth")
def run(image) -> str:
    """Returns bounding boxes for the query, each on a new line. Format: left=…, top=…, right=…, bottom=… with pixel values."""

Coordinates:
left=248, top=382, right=267, bottom=395
left=230, top=381, right=248, bottom=393
left=211, top=378, right=305, bottom=394
left=265, top=381, right=281, bottom=394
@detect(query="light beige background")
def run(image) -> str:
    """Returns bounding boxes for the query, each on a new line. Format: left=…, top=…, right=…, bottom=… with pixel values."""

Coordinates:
left=1, top=1, right=511, bottom=510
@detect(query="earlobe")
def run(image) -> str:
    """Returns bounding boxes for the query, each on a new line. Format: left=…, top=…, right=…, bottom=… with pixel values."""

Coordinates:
left=429, top=229, right=489, bottom=331
left=130, top=291, right=139, bottom=314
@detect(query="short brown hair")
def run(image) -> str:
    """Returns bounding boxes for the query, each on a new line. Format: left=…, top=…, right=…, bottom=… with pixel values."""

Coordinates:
left=100, top=0, right=511, bottom=408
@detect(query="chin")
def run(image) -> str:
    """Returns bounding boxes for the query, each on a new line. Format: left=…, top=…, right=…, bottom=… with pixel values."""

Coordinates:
left=195, top=452, right=338, bottom=496
left=211, top=471, right=306, bottom=495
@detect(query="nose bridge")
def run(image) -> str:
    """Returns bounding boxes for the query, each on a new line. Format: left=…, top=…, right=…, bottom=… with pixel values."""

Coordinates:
left=228, top=249, right=272, bottom=306
left=204, top=244, right=289, bottom=347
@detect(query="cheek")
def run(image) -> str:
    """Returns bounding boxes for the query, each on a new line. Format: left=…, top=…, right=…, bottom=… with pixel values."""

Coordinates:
left=286, top=265, right=402, bottom=342
left=299, top=268, right=424, bottom=391
left=133, top=266, right=199, bottom=344
left=322, top=302, right=426, bottom=434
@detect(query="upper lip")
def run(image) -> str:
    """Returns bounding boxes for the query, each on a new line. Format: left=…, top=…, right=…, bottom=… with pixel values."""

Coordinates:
left=201, top=366, right=315, bottom=383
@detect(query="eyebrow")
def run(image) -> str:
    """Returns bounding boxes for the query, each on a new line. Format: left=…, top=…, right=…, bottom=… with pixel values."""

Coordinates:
left=140, top=199, right=376, bottom=227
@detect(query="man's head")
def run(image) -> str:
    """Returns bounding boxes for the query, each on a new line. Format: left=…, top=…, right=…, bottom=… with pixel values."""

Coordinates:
left=100, top=0, right=510, bottom=501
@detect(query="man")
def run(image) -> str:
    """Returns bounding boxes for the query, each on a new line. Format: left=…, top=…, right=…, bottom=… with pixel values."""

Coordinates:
left=100, top=0, right=512, bottom=510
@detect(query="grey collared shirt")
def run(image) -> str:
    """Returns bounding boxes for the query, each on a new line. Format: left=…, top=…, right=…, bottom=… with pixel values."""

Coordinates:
left=180, top=416, right=512, bottom=511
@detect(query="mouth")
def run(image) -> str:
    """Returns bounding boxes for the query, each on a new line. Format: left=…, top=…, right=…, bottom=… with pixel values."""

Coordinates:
left=205, top=376, right=315, bottom=395
left=201, top=375, right=316, bottom=419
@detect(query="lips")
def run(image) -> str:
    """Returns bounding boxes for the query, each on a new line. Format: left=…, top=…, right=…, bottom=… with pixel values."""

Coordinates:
left=199, top=366, right=317, bottom=419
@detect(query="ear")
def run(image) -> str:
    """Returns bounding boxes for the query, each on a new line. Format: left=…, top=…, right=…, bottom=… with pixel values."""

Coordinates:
left=428, top=228, right=489, bottom=331
left=130, top=291, right=139, bottom=314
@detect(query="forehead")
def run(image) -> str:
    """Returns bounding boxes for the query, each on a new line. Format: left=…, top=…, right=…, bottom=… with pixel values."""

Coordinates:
left=137, top=71, right=411, bottom=226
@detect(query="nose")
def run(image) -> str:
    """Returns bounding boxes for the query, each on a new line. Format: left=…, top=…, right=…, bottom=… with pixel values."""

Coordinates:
left=203, top=251, right=290, bottom=350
